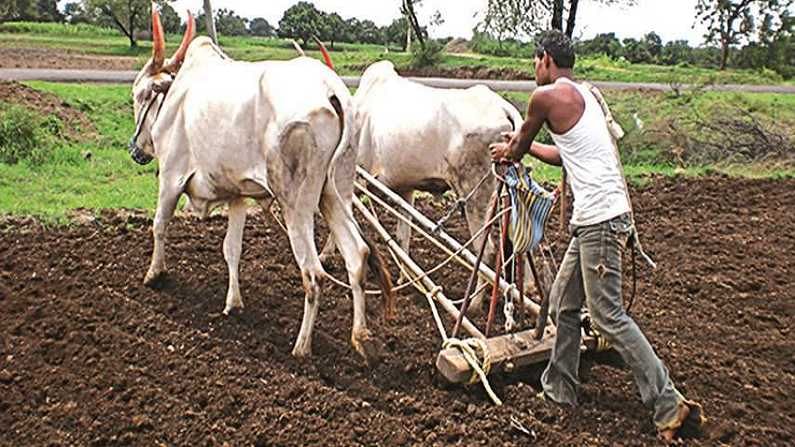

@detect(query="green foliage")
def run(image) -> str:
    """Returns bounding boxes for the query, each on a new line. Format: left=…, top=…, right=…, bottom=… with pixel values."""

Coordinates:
left=410, top=39, right=444, bottom=67
left=0, top=0, right=63, bottom=22
left=0, top=20, right=117, bottom=36
left=0, top=103, right=63, bottom=165
left=277, top=1, right=326, bottom=45
left=249, top=17, right=275, bottom=37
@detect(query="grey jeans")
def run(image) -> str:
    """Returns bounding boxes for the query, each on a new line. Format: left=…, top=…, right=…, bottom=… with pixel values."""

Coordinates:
left=540, top=213, right=685, bottom=429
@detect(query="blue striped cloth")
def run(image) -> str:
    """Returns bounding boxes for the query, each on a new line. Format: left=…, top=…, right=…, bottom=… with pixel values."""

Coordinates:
left=504, top=164, right=556, bottom=253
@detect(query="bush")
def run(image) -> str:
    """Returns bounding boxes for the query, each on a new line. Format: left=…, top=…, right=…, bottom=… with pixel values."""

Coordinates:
left=410, top=40, right=444, bottom=68
left=0, top=104, right=61, bottom=165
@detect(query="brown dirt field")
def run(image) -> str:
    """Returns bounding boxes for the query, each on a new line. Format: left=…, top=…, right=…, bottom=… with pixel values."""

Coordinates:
left=398, top=65, right=532, bottom=81
left=0, top=81, right=95, bottom=139
left=0, top=176, right=793, bottom=446
left=0, top=47, right=138, bottom=71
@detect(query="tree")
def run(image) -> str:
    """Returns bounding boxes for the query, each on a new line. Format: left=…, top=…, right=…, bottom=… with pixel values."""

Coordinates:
left=214, top=8, right=247, bottom=36
left=642, top=31, right=663, bottom=61
left=1, top=0, right=63, bottom=22
left=249, top=17, right=275, bottom=37
left=385, top=17, right=411, bottom=50
left=479, top=0, right=636, bottom=41
left=578, top=32, right=623, bottom=58
left=661, top=40, right=695, bottom=65
left=159, top=2, right=181, bottom=34
left=278, top=1, right=325, bottom=45
left=84, top=0, right=174, bottom=48
left=321, top=12, right=345, bottom=48
left=357, top=19, right=382, bottom=44
left=695, top=0, right=793, bottom=70
left=622, top=37, right=652, bottom=63
left=203, top=0, right=217, bottom=44
left=63, top=2, right=91, bottom=24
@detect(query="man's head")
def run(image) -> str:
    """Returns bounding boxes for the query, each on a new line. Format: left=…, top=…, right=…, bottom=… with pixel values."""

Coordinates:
left=534, top=30, right=575, bottom=86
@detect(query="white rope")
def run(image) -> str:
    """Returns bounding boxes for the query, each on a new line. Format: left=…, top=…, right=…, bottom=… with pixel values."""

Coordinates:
left=442, top=337, right=503, bottom=406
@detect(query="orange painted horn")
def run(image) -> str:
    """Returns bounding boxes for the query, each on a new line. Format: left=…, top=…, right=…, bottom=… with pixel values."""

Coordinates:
left=151, top=5, right=165, bottom=72
left=167, top=11, right=195, bottom=71
left=313, top=36, right=334, bottom=71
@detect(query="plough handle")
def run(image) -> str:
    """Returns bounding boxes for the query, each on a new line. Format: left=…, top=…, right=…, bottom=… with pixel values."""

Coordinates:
left=486, top=193, right=512, bottom=337
left=452, top=183, right=503, bottom=338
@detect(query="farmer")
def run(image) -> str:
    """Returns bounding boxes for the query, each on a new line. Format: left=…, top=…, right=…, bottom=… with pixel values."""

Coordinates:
left=489, top=30, right=704, bottom=443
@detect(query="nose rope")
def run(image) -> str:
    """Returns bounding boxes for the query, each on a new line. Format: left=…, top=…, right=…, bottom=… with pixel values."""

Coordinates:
left=128, top=91, right=165, bottom=164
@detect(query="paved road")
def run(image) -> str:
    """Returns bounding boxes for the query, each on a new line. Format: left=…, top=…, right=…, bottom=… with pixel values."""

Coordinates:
left=3, top=68, right=794, bottom=94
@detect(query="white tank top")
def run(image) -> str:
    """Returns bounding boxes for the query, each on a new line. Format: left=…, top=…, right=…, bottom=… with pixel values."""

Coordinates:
left=548, top=78, right=630, bottom=226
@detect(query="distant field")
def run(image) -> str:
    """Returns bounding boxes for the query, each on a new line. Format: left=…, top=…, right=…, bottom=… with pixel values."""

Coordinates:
left=0, top=80, right=792, bottom=221
left=0, top=21, right=788, bottom=86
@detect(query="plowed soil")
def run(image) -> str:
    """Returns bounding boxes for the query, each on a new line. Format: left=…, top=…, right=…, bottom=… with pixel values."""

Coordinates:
left=0, top=176, right=793, bottom=446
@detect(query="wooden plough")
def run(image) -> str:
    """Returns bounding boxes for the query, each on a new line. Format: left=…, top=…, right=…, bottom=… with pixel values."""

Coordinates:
left=353, top=166, right=602, bottom=401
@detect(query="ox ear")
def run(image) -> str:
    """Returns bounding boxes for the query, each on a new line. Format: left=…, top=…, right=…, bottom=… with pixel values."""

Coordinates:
left=163, top=11, right=196, bottom=73
left=150, top=4, right=166, bottom=73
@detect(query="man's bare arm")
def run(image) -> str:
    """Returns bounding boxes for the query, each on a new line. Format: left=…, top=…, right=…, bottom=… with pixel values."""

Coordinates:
left=502, top=89, right=563, bottom=166
left=529, top=142, right=562, bottom=166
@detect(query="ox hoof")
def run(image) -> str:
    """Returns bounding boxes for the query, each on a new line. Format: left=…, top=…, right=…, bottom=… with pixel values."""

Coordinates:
left=291, top=346, right=312, bottom=359
left=143, top=269, right=167, bottom=288
left=352, top=332, right=382, bottom=366
left=223, top=298, right=244, bottom=316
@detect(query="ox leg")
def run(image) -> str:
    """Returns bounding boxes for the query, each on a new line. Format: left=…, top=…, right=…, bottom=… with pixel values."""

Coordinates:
left=319, top=233, right=337, bottom=265
left=144, top=184, right=181, bottom=286
left=320, top=192, right=380, bottom=364
left=283, top=207, right=325, bottom=359
left=222, top=199, right=247, bottom=315
left=395, top=190, right=415, bottom=283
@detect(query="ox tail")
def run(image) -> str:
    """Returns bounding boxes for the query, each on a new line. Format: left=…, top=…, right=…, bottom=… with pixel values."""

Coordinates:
left=363, top=232, right=396, bottom=320
left=325, top=85, right=395, bottom=320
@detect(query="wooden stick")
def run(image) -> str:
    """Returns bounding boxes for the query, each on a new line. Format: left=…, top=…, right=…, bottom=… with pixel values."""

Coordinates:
left=452, top=184, right=502, bottom=338
left=356, top=167, right=543, bottom=318
left=353, top=196, right=485, bottom=340
left=486, top=194, right=511, bottom=337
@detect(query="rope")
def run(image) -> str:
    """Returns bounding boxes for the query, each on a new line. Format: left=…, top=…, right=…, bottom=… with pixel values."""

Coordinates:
left=433, top=171, right=492, bottom=232
left=442, top=337, right=502, bottom=406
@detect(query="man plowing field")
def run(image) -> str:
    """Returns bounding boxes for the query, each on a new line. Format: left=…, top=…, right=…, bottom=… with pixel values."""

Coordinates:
left=489, top=30, right=705, bottom=443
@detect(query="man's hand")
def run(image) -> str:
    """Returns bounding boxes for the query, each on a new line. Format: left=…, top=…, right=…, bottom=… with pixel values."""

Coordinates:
left=490, top=131, right=517, bottom=160
left=489, top=142, right=512, bottom=161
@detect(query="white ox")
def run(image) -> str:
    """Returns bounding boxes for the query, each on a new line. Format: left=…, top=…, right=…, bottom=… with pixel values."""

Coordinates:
left=129, top=10, right=393, bottom=362
left=323, top=61, right=524, bottom=313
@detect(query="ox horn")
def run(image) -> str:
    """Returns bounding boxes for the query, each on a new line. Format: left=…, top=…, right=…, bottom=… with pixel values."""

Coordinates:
left=313, top=36, right=335, bottom=71
left=150, top=4, right=166, bottom=73
left=164, top=11, right=196, bottom=72
left=291, top=39, right=306, bottom=57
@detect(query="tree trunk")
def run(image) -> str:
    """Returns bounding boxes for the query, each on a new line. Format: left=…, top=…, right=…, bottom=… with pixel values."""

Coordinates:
left=552, top=0, right=564, bottom=31
left=104, top=6, right=135, bottom=48
left=720, top=39, right=729, bottom=70
left=403, top=0, right=424, bottom=49
left=565, top=0, right=580, bottom=37
left=406, top=19, right=412, bottom=52
left=203, top=0, right=218, bottom=45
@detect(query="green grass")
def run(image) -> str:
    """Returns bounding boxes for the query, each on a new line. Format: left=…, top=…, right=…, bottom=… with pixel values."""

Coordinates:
left=0, top=21, right=787, bottom=85
left=0, top=82, right=157, bottom=221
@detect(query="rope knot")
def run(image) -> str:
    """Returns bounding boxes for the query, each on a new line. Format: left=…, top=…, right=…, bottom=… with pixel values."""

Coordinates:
left=442, top=337, right=502, bottom=405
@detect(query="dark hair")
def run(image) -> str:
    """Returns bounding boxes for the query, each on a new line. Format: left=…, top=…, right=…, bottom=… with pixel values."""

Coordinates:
left=534, top=30, right=575, bottom=69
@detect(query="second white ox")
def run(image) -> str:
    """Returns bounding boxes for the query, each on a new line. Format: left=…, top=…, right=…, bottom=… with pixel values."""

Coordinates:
left=129, top=10, right=393, bottom=362
left=323, top=61, right=524, bottom=313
